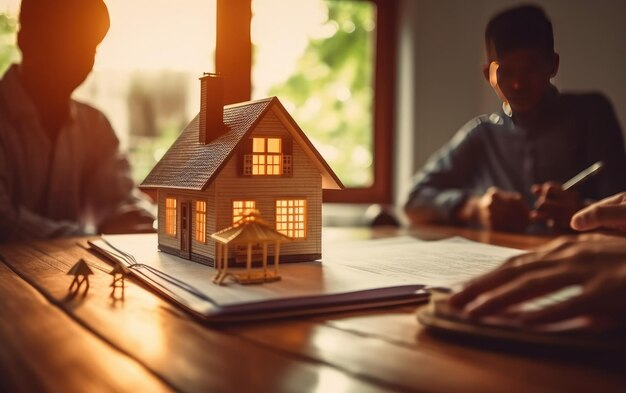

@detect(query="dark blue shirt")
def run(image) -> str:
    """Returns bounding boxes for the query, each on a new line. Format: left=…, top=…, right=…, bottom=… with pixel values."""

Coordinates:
left=405, top=88, right=626, bottom=223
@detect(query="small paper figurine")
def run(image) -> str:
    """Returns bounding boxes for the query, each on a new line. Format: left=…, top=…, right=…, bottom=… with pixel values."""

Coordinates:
left=109, top=264, right=129, bottom=299
left=211, top=210, right=292, bottom=285
left=140, top=74, right=343, bottom=267
left=67, top=258, right=94, bottom=293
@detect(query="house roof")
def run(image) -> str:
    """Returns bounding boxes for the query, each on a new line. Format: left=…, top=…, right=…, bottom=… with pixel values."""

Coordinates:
left=140, top=96, right=343, bottom=191
left=210, top=212, right=293, bottom=245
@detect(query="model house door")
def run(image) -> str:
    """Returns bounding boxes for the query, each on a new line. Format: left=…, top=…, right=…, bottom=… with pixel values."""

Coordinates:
left=180, top=201, right=191, bottom=259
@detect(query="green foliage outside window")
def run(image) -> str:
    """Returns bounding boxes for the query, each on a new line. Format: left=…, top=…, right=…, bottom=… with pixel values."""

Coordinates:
left=0, top=13, right=19, bottom=75
left=266, top=1, right=375, bottom=187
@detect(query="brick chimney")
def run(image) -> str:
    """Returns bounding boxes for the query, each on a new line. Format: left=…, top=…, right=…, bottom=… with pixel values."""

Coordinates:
left=199, top=73, right=225, bottom=144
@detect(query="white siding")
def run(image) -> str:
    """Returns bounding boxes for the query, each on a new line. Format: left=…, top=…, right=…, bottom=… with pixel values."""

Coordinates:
left=157, top=109, right=325, bottom=262
left=213, top=111, right=322, bottom=258
left=157, top=188, right=217, bottom=259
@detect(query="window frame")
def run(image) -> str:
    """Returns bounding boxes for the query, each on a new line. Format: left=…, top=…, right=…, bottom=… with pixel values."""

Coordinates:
left=195, top=200, right=207, bottom=243
left=232, top=200, right=257, bottom=223
left=216, top=0, right=396, bottom=203
left=165, top=197, right=177, bottom=237
left=251, top=137, right=283, bottom=175
left=275, top=198, right=307, bottom=239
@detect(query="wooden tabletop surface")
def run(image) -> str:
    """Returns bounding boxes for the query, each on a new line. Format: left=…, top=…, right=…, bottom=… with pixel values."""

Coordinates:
left=1, top=225, right=625, bottom=393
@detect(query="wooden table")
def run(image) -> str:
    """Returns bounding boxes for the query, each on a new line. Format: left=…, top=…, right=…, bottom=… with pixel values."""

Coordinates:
left=1, top=225, right=625, bottom=393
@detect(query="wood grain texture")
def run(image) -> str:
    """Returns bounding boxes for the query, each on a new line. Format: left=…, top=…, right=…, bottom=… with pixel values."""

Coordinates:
left=226, top=314, right=626, bottom=393
left=0, top=260, right=172, bottom=393
left=2, top=227, right=625, bottom=393
left=0, top=237, right=393, bottom=393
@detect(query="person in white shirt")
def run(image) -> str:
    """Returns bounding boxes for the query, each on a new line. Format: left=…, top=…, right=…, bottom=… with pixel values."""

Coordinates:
left=0, top=0, right=154, bottom=241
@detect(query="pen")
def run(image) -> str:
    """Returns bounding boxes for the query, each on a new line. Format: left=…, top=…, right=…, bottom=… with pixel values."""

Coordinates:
left=562, top=161, right=604, bottom=191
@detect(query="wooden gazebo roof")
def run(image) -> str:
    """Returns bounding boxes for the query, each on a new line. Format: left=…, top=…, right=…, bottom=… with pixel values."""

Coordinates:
left=210, top=211, right=293, bottom=245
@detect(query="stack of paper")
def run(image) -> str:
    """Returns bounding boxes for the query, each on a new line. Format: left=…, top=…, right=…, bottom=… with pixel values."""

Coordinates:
left=89, top=234, right=523, bottom=322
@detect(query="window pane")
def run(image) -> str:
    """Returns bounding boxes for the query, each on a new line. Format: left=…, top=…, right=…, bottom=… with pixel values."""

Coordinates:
left=233, top=200, right=256, bottom=223
left=251, top=0, right=375, bottom=187
left=165, top=197, right=177, bottom=236
left=72, top=0, right=217, bottom=184
left=195, top=200, right=206, bottom=243
left=267, top=137, right=281, bottom=153
left=253, top=137, right=266, bottom=152
left=275, top=199, right=306, bottom=238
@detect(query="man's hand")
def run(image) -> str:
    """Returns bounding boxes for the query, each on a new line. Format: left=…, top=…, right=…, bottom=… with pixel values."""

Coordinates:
left=449, top=234, right=626, bottom=331
left=571, top=192, right=626, bottom=233
left=531, top=182, right=583, bottom=231
left=458, top=187, right=530, bottom=232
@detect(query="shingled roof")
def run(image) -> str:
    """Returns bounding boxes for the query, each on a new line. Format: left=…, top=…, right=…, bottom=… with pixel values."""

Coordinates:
left=140, top=96, right=343, bottom=191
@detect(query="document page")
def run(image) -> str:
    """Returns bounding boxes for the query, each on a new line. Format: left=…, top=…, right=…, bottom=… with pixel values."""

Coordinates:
left=89, top=234, right=524, bottom=319
left=324, top=236, right=525, bottom=288
left=90, top=234, right=428, bottom=318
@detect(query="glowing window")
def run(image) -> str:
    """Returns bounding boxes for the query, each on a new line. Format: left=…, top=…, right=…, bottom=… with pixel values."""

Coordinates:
left=252, top=137, right=282, bottom=175
left=195, top=200, right=207, bottom=243
left=267, top=137, right=281, bottom=153
left=233, top=200, right=256, bottom=223
left=276, top=199, right=306, bottom=238
left=165, top=197, right=177, bottom=236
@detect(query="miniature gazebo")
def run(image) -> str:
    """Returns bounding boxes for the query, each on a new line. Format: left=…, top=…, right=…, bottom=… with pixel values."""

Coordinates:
left=211, top=210, right=292, bottom=285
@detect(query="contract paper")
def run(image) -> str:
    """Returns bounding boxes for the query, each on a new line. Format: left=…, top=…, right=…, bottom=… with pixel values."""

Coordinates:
left=89, top=234, right=524, bottom=321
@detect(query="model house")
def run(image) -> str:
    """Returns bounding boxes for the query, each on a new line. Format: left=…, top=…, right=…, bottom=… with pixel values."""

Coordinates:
left=140, top=74, right=343, bottom=267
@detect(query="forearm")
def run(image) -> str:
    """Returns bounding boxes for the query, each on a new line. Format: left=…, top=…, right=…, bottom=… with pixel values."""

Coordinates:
left=0, top=179, right=84, bottom=241
left=404, top=124, right=481, bottom=226
left=455, top=196, right=481, bottom=225
left=96, top=196, right=156, bottom=234
left=404, top=186, right=470, bottom=225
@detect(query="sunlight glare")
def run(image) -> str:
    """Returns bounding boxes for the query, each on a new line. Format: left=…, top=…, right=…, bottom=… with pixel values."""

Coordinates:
left=313, top=139, right=339, bottom=162
left=251, top=0, right=328, bottom=98
left=120, top=295, right=169, bottom=362
left=97, top=0, right=215, bottom=72
left=335, top=86, right=351, bottom=102
left=0, top=0, right=216, bottom=73
left=311, top=368, right=352, bottom=393
left=0, top=0, right=19, bottom=15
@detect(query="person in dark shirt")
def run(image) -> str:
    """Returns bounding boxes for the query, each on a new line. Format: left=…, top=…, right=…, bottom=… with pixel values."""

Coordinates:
left=404, top=4, right=626, bottom=232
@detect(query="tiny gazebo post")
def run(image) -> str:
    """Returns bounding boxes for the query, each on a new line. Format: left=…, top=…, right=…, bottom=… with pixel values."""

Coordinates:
left=246, top=242, right=252, bottom=279
left=274, top=241, right=280, bottom=275
left=215, top=243, right=222, bottom=281
left=223, top=244, right=229, bottom=277
left=262, top=242, right=268, bottom=278
left=213, top=243, right=222, bottom=283
left=210, top=210, right=292, bottom=285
